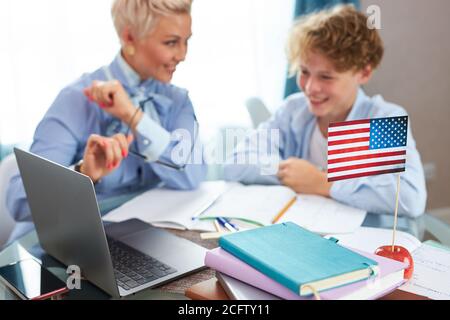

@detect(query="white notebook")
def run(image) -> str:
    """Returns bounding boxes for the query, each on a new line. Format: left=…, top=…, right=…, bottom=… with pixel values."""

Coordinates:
left=103, top=181, right=233, bottom=231
left=325, top=227, right=422, bottom=253
left=103, top=181, right=366, bottom=234
left=201, top=184, right=366, bottom=234
left=216, top=272, right=280, bottom=300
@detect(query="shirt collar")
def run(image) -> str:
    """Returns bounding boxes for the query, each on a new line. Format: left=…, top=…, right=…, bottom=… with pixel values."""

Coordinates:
left=115, top=52, right=160, bottom=93
left=345, top=88, right=370, bottom=121
left=116, top=52, right=145, bottom=88
left=107, top=53, right=173, bottom=115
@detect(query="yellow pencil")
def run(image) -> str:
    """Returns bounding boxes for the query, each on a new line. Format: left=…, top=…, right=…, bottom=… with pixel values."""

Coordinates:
left=271, top=196, right=297, bottom=224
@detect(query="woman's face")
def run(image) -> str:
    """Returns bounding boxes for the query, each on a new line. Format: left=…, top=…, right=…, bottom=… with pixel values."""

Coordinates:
left=125, top=13, right=192, bottom=83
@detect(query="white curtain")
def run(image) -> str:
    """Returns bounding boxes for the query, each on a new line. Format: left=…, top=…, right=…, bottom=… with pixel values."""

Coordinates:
left=174, top=0, right=295, bottom=139
left=0, top=0, right=294, bottom=145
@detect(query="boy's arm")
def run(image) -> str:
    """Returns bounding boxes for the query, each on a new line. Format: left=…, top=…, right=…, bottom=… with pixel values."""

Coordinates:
left=223, top=105, right=290, bottom=185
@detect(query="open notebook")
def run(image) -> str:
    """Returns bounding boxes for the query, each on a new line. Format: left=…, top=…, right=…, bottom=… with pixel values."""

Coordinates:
left=326, top=228, right=450, bottom=300
left=103, top=181, right=366, bottom=234
left=103, top=181, right=233, bottom=231
left=200, top=183, right=366, bottom=234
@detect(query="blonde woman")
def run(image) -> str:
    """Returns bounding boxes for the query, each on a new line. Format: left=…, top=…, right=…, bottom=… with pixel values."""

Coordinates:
left=224, top=5, right=426, bottom=218
left=7, top=0, right=206, bottom=242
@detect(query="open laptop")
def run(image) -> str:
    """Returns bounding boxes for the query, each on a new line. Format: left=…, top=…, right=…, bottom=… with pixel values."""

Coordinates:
left=13, top=148, right=207, bottom=298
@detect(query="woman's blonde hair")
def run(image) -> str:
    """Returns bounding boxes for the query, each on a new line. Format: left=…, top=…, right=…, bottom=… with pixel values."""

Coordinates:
left=287, top=5, right=384, bottom=76
left=111, top=0, right=192, bottom=40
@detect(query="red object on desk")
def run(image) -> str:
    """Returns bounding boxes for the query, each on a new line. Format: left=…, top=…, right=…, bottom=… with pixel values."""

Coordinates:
left=31, top=286, right=69, bottom=300
left=375, top=245, right=414, bottom=280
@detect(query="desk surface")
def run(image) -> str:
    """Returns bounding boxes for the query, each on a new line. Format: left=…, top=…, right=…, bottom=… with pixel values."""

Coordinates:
left=1, top=212, right=449, bottom=300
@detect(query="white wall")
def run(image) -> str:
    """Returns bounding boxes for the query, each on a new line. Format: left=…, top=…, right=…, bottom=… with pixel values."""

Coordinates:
left=360, top=0, right=450, bottom=210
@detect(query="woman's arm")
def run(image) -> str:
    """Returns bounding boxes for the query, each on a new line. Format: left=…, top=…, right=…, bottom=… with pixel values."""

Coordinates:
left=6, top=87, right=88, bottom=222
left=148, top=96, right=207, bottom=190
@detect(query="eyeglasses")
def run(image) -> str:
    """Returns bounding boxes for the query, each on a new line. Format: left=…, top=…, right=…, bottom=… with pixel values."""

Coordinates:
left=125, top=97, right=199, bottom=171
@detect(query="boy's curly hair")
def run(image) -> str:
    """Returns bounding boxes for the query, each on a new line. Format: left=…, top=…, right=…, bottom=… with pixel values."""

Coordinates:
left=287, top=5, right=384, bottom=75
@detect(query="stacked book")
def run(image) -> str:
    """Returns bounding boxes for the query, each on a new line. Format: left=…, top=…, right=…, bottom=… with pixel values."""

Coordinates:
left=205, top=222, right=407, bottom=300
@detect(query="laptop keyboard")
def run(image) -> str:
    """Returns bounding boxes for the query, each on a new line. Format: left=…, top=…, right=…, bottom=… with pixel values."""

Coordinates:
left=107, top=238, right=177, bottom=291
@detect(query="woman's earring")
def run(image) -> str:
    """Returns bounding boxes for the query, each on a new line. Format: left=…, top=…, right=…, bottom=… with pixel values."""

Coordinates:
left=125, top=45, right=135, bottom=56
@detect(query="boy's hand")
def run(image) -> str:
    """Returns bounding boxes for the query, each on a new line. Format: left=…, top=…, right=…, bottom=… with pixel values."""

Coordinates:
left=80, top=133, right=134, bottom=183
left=83, top=80, right=139, bottom=126
left=277, top=157, right=332, bottom=197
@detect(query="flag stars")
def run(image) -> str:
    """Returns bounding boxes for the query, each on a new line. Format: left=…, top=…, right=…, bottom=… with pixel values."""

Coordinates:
left=370, top=117, right=408, bottom=149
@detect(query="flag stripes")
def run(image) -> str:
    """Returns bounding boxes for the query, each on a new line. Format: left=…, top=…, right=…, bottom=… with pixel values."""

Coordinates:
left=327, top=117, right=408, bottom=182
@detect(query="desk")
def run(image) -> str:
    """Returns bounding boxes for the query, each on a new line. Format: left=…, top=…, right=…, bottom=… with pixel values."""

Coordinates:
left=1, top=212, right=449, bottom=300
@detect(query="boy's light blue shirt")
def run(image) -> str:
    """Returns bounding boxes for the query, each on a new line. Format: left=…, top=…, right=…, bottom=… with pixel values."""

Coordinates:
left=6, top=54, right=207, bottom=241
left=224, top=89, right=427, bottom=218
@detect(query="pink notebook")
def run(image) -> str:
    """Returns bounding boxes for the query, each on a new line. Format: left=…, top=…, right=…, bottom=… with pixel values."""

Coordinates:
left=205, top=247, right=407, bottom=300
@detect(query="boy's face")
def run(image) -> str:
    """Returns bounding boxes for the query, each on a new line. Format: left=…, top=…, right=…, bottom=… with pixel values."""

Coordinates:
left=297, top=52, right=371, bottom=121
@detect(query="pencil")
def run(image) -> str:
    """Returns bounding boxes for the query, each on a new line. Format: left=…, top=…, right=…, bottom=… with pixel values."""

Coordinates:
left=213, top=219, right=222, bottom=232
left=271, top=196, right=297, bottom=224
left=200, top=231, right=228, bottom=240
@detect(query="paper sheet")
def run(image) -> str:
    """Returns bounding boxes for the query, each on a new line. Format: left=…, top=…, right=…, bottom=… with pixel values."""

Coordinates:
left=103, top=181, right=367, bottom=234
left=326, top=227, right=422, bottom=253
left=202, top=187, right=366, bottom=234
left=200, top=184, right=296, bottom=226
left=280, top=194, right=367, bottom=234
left=400, top=244, right=450, bottom=300
left=103, top=181, right=232, bottom=231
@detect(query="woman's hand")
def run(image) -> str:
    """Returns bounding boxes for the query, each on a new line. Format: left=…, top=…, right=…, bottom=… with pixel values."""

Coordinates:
left=277, top=157, right=332, bottom=197
left=80, top=133, right=134, bottom=183
left=84, top=80, right=137, bottom=125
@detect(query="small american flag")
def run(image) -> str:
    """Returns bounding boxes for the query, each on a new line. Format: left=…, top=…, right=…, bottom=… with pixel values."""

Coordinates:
left=327, top=116, right=408, bottom=182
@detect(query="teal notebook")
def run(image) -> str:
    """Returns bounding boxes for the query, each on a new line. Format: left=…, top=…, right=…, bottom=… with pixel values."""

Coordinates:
left=219, top=222, right=379, bottom=296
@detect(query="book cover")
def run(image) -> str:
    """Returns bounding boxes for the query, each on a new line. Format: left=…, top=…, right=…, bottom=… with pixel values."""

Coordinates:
left=218, top=222, right=379, bottom=295
left=216, top=272, right=280, bottom=300
left=205, top=247, right=406, bottom=300
left=185, top=278, right=229, bottom=300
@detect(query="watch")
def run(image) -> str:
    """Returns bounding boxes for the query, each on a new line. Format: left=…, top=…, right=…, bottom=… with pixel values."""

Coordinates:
left=74, top=160, right=83, bottom=173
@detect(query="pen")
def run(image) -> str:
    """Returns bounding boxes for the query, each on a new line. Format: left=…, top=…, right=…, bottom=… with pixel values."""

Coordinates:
left=213, top=219, right=222, bottom=232
left=128, top=150, right=184, bottom=170
left=129, top=150, right=147, bottom=160
left=271, top=196, right=297, bottom=224
left=198, top=216, right=265, bottom=227
left=216, top=217, right=239, bottom=232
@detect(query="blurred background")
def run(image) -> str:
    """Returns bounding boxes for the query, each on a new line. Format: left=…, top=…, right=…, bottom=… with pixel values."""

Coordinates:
left=0, top=0, right=449, bottom=226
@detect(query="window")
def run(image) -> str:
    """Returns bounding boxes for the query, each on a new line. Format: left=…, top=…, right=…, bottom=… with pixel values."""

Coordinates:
left=175, top=0, right=295, bottom=138
left=0, top=0, right=118, bottom=144
left=0, top=0, right=294, bottom=144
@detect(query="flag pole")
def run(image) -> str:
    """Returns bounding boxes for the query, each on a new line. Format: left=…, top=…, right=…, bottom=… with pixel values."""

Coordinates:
left=391, top=174, right=401, bottom=251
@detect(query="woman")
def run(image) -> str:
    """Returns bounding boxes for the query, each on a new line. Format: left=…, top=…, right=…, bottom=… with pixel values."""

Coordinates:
left=6, top=0, right=207, bottom=242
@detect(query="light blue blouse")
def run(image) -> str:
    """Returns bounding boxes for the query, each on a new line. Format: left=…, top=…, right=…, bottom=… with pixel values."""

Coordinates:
left=6, top=54, right=207, bottom=241
left=224, top=89, right=427, bottom=218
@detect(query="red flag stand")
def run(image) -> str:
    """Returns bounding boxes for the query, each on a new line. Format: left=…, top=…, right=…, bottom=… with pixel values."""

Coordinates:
left=374, top=174, right=414, bottom=279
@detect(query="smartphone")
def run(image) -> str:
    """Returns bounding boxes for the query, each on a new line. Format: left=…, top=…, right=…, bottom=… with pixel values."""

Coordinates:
left=0, top=259, right=69, bottom=300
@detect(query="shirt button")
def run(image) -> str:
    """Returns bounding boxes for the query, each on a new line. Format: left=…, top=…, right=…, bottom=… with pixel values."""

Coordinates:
left=143, top=139, right=150, bottom=145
